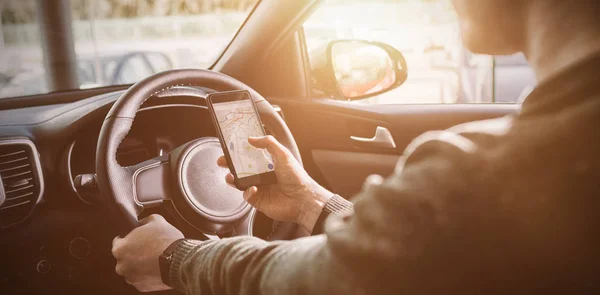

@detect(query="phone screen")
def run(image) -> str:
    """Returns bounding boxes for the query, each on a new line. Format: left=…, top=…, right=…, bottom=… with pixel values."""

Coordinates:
left=212, top=97, right=274, bottom=179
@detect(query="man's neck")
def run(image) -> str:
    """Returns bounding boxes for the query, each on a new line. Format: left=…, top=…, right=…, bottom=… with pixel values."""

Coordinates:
left=524, top=1, right=600, bottom=83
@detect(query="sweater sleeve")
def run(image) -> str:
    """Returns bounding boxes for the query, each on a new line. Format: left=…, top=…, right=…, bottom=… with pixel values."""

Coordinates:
left=311, top=194, right=354, bottom=235
left=168, top=130, right=483, bottom=295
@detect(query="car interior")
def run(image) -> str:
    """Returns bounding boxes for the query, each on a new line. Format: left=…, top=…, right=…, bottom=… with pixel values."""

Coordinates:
left=0, top=0, right=520, bottom=293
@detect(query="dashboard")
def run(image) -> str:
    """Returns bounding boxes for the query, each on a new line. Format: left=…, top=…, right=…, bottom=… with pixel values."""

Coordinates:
left=0, top=87, right=277, bottom=294
left=69, top=104, right=216, bottom=179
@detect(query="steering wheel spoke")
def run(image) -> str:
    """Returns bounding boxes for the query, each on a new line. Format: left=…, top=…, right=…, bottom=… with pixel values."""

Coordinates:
left=127, top=154, right=171, bottom=208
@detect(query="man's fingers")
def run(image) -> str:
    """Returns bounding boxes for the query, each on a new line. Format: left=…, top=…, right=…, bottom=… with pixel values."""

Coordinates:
left=363, top=174, right=384, bottom=191
left=139, top=217, right=152, bottom=226
left=217, top=156, right=228, bottom=168
left=248, top=136, right=287, bottom=158
left=112, top=236, right=121, bottom=248
left=112, top=236, right=123, bottom=258
left=115, top=263, right=126, bottom=276
left=224, top=173, right=235, bottom=188
left=138, top=214, right=164, bottom=226
left=243, top=186, right=259, bottom=203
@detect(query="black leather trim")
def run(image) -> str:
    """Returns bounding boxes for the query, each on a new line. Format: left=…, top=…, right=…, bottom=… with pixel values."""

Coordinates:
left=96, top=69, right=301, bottom=236
left=105, top=69, right=265, bottom=120
left=0, top=173, right=4, bottom=207
left=96, top=117, right=139, bottom=234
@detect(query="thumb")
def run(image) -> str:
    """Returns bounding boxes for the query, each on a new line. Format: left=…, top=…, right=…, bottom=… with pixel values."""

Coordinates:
left=248, top=136, right=288, bottom=158
left=139, top=214, right=164, bottom=225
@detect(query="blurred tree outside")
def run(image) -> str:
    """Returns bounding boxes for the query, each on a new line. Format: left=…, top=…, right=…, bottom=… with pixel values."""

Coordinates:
left=1, top=0, right=454, bottom=24
left=2, top=0, right=258, bottom=23
left=0, top=0, right=260, bottom=98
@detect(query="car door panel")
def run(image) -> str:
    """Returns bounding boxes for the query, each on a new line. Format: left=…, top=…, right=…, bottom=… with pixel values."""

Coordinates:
left=268, top=97, right=519, bottom=198
left=312, top=149, right=400, bottom=198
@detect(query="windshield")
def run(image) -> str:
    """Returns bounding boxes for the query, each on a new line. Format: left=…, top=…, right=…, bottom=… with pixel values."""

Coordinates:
left=0, top=0, right=259, bottom=99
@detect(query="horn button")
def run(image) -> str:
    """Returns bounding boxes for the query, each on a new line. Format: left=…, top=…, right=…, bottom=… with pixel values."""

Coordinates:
left=172, top=138, right=250, bottom=233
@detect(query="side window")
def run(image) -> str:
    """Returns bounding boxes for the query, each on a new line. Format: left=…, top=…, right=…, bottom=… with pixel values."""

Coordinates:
left=303, top=0, right=535, bottom=104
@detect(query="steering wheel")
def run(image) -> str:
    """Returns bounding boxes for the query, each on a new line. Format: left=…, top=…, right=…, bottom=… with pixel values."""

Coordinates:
left=95, top=69, right=302, bottom=239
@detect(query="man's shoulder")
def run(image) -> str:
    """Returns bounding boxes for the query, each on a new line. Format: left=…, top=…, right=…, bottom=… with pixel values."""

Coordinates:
left=446, top=115, right=514, bottom=138
left=398, top=116, right=513, bottom=171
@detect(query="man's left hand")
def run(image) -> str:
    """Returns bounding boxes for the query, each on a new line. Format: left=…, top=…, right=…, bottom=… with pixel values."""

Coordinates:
left=112, top=214, right=184, bottom=292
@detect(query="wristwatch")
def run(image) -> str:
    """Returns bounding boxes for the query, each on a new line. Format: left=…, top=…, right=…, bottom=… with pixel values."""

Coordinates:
left=159, top=238, right=185, bottom=287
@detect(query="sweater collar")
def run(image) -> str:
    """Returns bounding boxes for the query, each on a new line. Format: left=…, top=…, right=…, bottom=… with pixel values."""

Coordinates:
left=520, top=52, right=600, bottom=116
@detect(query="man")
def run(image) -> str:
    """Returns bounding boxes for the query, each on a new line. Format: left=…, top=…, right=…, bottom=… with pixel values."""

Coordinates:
left=112, top=0, right=600, bottom=293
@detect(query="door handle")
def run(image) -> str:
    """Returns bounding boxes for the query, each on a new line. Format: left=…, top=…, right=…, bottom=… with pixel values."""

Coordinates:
left=350, top=126, right=396, bottom=149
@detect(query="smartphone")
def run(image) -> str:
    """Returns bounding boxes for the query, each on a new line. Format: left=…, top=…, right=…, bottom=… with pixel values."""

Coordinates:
left=207, top=90, right=277, bottom=190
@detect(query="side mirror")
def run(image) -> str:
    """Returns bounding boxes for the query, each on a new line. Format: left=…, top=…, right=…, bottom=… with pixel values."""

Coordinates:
left=310, top=40, right=408, bottom=100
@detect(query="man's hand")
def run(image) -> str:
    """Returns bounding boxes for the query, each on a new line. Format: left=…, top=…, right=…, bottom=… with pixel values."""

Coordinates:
left=112, top=214, right=184, bottom=292
left=217, top=135, right=332, bottom=232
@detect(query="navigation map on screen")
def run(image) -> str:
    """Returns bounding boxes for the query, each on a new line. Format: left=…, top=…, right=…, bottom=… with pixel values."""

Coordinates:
left=213, top=98, right=274, bottom=178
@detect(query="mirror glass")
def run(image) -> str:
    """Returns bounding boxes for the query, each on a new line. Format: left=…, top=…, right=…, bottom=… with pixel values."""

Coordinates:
left=331, top=41, right=396, bottom=99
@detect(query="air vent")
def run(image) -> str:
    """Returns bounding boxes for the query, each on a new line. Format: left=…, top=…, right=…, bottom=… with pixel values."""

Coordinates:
left=0, top=139, right=43, bottom=227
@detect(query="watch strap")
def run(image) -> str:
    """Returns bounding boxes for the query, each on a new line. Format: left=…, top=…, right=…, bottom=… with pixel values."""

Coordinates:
left=312, top=194, right=353, bottom=235
left=159, top=238, right=185, bottom=287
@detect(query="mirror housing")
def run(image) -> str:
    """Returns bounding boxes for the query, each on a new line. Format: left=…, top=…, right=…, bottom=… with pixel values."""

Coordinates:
left=310, top=40, right=408, bottom=100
